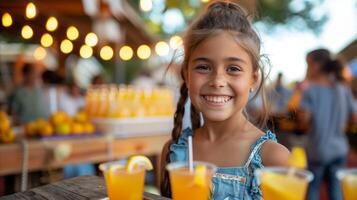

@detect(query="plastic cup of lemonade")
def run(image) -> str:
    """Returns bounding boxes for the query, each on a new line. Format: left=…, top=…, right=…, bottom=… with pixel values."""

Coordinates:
left=166, top=161, right=217, bottom=200
left=337, top=168, right=357, bottom=200
left=99, top=156, right=153, bottom=200
left=255, top=167, right=313, bottom=200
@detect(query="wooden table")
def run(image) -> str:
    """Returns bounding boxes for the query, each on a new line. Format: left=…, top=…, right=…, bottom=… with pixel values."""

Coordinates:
left=0, top=175, right=170, bottom=200
left=0, top=134, right=170, bottom=176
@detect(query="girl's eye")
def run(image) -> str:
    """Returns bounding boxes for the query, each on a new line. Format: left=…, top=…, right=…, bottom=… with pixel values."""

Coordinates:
left=194, top=64, right=210, bottom=73
left=227, top=65, right=241, bottom=73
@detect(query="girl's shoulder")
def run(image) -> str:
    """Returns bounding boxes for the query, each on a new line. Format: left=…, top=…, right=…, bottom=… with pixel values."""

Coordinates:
left=260, top=138, right=290, bottom=167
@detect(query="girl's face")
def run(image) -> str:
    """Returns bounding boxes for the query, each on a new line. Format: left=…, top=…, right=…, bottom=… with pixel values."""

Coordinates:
left=187, top=32, right=258, bottom=122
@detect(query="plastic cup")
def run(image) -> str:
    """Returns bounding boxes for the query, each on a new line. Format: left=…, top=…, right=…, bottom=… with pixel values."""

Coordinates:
left=99, top=160, right=145, bottom=200
left=337, top=168, right=357, bottom=200
left=166, top=161, right=217, bottom=200
left=255, top=167, right=313, bottom=200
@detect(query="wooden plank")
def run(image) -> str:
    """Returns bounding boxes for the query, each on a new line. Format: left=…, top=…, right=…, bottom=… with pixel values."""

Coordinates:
left=0, top=134, right=170, bottom=176
left=0, top=175, right=170, bottom=200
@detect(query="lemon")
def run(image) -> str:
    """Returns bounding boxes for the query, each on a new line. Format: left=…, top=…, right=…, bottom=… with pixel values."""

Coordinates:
left=126, top=155, right=153, bottom=172
left=288, top=147, right=307, bottom=169
left=193, top=165, right=207, bottom=187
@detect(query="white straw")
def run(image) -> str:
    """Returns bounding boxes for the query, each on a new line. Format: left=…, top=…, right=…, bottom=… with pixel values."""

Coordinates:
left=188, top=135, right=193, bottom=172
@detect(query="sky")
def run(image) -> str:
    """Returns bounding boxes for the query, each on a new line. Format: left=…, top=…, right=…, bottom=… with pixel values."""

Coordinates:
left=257, top=0, right=357, bottom=83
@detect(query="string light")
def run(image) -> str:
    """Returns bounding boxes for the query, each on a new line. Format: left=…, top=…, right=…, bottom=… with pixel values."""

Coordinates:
left=2, top=13, right=12, bottom=27
left=40, top=33, right=53, bottom=47
left=85, top=32, right=98, bottom=47
left=60, top=39, right=73, bottom=54
left=140, top=0, right=152, bottom=12
left=66, top=26, right=79, bottom=40
left=33, top=47, right=47, bottom=60
left=169, top=35, right=183, bottom=49
left=100, top=46, right=114, bottom=60
left=155, top=41, right=170, bottom=56
left=137, top=45, right=151, bottom=60
left=46, top=17, right=58, bottom=32
left=119, top=46, right=133, bottom=61
left=21, top=25, right=33, bottom=39
left=80, top=45, right=93, bottom=58
left=26, top=2, right=37, bottom=19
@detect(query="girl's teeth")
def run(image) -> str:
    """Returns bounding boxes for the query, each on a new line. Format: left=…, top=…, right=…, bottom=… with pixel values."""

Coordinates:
left=204, top=96, right=231, bottom=103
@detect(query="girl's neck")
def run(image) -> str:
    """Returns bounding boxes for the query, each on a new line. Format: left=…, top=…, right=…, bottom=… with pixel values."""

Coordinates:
left=200, top=114, right=251, bottom=142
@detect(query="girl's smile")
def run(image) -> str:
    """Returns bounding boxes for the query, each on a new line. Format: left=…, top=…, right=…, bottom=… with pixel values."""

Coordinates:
left=201, top=94, right=233, bottom=106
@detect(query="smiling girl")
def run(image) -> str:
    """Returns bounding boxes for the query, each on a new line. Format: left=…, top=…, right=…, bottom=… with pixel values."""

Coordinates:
left=160, top=1, right=290, bottom=199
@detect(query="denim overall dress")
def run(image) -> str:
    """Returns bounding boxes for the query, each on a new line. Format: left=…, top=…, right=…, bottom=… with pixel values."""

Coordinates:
left=169, top=128, right=277, bottom=200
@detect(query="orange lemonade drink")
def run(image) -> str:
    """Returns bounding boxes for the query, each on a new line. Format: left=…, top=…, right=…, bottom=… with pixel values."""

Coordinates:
left=256, top=167, right=313, bottom=200
left=99, top=156, right=153, bottom=200
left=167, top=161, right=217, bottom=200
left=337, top=169, right=357, bottom=200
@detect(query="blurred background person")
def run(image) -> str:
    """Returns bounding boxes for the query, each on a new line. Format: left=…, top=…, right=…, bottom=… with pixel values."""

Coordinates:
left=298, top=48, right=357, bottom=200
left=58, top=82, right=85, bottom=117
left=42, top=70, right=63, bottom=117
left=9, top=63, right=47, bottom=124
left=269, top=72, right=292, bottom=115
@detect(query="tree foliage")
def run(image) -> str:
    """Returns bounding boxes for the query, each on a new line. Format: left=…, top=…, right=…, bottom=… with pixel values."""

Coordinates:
left=129, top=0, right=328, bottom=36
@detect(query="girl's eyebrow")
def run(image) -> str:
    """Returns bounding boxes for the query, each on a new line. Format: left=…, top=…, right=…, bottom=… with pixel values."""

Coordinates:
left=225, top=57, right=246, bottom=64
left=192, top=56, right=246, bottom=64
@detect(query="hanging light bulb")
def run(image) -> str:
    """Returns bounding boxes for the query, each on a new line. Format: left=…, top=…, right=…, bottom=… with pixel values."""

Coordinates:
left=137, top=45, right=151, bottom=60
left=26, top=2, right=37, bottom=19
left=85, top=32, right=98, bottom=47
left=40, top=33, right=53, bottom=47
left=2, top=13, right=12, bottom=27
left=46, top=17, right=58, bottom=32
left=66, top=26, right=79, bottom=40
left=100, top=46, right=114, bottom=60
left=80, top=45, right=93, bottom=58
left=21, top=25, right=33, bottom=39
left=169, top=35, right=183, bottom=49
left=140, top=0, right=152, bottom=12
left=201, top=0, right=210, bottom=3
left=33, top=47, right=47, bottom=60
left=155, top=41, right=169, bottom=56
left=60, top=39, right=73, bottom=54
left=119, top=46, right=133, bottom=61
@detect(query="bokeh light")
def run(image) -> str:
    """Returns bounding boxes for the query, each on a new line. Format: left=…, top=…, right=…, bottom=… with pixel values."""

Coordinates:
left=155, top=41, right=169, bottom=56
left=40, top=33, right=53, bottom=47
left=46, top=17, right=58, bottom=32
left=26, top=2, right=37, bottom=19
left=80, top=45, right=93, bottom=58
left=2, top=13, right=12, bottom=27
left=66, top=26, right=79, bottom=40
left=60, top=39, right=73, bottom=54
left=119, top=46, right=134, bottom=61
left=100, top=46, right=114, bottom=60
left=21, top=25, right=33, bottom=39
left=137, top=45, right=151, bottom=60
left=85, top=32, right=98, bottom=47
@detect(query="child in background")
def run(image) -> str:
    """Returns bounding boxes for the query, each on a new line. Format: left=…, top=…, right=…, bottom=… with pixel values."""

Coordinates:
left=160, top=1, right=290, bottom=199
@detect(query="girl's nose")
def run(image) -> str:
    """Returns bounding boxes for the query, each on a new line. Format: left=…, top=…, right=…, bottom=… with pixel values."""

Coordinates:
left=209, top=71, right=227, bottom=88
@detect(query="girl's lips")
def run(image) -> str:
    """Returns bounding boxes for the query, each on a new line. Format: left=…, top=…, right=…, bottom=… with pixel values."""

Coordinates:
left=201, top=95, right=233, bottom=106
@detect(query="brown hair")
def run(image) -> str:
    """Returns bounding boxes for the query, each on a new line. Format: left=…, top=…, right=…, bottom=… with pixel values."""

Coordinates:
left=307, top=48, right=345, bottom=82
left=161, top=1, right=269, bottom=197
